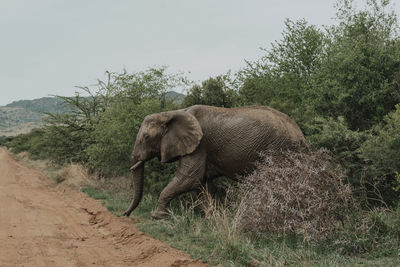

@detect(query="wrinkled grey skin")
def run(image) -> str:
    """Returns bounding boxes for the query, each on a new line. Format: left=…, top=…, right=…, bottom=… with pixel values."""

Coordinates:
left=124, top=105, right=306, bottom=219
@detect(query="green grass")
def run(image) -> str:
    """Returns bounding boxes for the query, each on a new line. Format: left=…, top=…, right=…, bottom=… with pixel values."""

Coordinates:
left=78, top=184, right=400, bottom=266
left=81, top=187, right=108, bottom=200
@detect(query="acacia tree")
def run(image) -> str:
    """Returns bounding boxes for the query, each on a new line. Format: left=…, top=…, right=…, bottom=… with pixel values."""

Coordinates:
left=40, top=67, right=187, bottom=174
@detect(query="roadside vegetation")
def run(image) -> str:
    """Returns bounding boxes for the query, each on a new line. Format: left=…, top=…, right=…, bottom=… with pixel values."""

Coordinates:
left=3, top=0, right=400, bottom=265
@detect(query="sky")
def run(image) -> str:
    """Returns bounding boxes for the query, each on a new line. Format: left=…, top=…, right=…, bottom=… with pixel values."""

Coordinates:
left=0, top=0, right=399, bottom=106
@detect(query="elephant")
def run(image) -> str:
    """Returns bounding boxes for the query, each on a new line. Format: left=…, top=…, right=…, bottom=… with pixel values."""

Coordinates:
left=123, top=105, right=307, bottom=219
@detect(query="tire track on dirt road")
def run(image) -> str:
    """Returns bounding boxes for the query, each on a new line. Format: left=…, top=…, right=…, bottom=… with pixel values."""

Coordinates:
left=0, top=147, right=206, bottom=267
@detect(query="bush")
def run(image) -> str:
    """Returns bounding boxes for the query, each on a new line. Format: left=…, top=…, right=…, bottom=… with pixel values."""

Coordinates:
left=306, top=116, right=367, bottom=188
left=333, top=208, right=400, bottom=256
left=182, top=75, right=239, bottom=108
left=30, top=68, right=185, bottom=174
left=0, top=136, right=12, bottom=146
left=4, top=129, right=48, bottom=160
left=238, top=149, right=353, bottom=241
left=85, top=99, right=164, bottom=175
left=358, top=104, right=400, bottom=205
left=311, top=0, right=400, bottom=131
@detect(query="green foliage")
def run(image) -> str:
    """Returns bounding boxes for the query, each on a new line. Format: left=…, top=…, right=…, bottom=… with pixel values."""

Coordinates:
left=0, top=136, right=12, bottom=146
left=306, top=117, right=367, bottom=185
left=360, top=104, right=400, bottom=178
left=237, top=19, right=325, bottom=125
left=42, top=124, right=92, bottom=163
left=86, top=99, right=163, bottom=175
left=183, top=75, right=239, bottom=108
left=235, top=0, right=400, bottom=206
left=13, top=68, right=182, bottom=176
left=312, top=0, right=400, bottom=130
left=84, top=67, right=185, bottom=175
left=4, top=129, right=48, bottom=159
left=238, top=0, right=400, bottom=133
left=394, top=172, right=400, bottom=192
left=36, top=86, right=107, bottom=164
left=81, top=187, right=108, bottom=200
left=143, top=159, right=177, bottom=195
left=333, top=208, right=400, bottom=257
left=358, top=104, right=400, bottom=204
left=3, top=67, right=184, bottom=192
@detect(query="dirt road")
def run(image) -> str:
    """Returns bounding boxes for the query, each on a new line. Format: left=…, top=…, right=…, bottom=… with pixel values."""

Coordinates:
left=0, top=148, right=205, bottom=267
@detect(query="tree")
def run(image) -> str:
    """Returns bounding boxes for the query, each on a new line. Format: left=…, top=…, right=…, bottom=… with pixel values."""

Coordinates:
left=358, top=104, right=400, bottom=204
left=39, top=67, right=186, bottom=174
left=312, top=0, right=400, bottom=130
left=183, top=75, right=239, bottom=108
left=237, top=19, right=326, bottom=125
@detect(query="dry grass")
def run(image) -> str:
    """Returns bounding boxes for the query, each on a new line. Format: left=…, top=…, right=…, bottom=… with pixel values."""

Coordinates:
left=16, top=151, right=49, bottom=171
left=199, top=186, right=246, bottom=243
left=57, top=164, right=90, bottom=188
left=15, top=151, right=92, bottom=189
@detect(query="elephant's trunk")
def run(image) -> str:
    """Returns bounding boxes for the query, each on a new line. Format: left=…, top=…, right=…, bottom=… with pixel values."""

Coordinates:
left=123, top=160, right=144, bottom=217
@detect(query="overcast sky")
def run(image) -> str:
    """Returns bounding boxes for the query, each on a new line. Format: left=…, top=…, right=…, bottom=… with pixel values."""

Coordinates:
left=1, top=0, right=399, bottom=106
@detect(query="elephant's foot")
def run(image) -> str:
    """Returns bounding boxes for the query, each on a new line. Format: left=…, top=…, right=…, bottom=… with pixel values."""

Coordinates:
left=150, top=210, right=170, bottom=220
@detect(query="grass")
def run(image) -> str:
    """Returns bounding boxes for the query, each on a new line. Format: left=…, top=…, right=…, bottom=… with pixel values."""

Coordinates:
left=11, top=152, right=400, bottom=266
left=78, top=181, right=400, bottom=266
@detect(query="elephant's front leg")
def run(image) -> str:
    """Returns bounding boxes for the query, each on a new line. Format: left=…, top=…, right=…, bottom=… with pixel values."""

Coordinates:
left=151, top=149, right=206, bottom=219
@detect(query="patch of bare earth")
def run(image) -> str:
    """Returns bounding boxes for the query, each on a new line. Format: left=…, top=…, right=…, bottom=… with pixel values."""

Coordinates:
left=0, top=147, right=206, bottom=267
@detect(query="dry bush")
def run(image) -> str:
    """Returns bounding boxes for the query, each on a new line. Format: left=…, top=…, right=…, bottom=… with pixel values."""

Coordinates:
left=238, top=148, right=353, bottom=241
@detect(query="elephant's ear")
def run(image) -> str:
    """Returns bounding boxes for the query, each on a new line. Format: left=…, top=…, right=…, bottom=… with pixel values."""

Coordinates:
left=161, top=111, right=203, bottom=163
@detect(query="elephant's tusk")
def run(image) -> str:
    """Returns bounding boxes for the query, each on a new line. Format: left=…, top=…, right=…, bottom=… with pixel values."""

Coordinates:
left=130, top=161, right=143, bottom=171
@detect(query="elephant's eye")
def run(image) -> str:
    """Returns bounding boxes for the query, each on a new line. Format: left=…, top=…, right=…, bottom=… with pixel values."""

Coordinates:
left=144, top=133, right=150, bottom=140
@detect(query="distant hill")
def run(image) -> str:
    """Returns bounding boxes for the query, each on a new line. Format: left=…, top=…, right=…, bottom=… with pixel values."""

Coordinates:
left=5, top=97, right=67, bottom=114
left=0, top=91, right=185, bottom=137
left=0, top=106, right=43, bottom=136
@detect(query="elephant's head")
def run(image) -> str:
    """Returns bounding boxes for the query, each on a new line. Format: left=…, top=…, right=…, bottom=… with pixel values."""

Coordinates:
left=123, top=110, right=203, bottom=217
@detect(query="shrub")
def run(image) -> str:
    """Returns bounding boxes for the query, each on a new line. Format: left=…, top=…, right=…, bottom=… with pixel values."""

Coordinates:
left=333, top=208, right=400, bottom=256
left=182, top=75, right=239, bottom=108
left=306, top=116, right=367, bottom=188
left=238, top=149, right=353, bottom=241
left=85, top=99, right=164, bottom=175
left=311, top=0, right=400, bottom=131
left=5, top=129, right=48, bottom=160
left=0, top=136, right=12, bottom=146
left=358, top=104, right=400, bottom=206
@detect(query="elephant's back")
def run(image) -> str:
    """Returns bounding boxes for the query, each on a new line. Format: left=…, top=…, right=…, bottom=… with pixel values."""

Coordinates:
left=187, top=105, right=305, bottom=147
left=187, top=105, right=306, bottom=177
left=238, top=106, right=306, bottom=147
